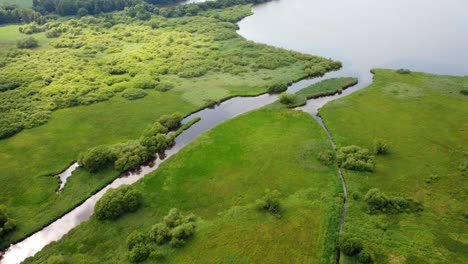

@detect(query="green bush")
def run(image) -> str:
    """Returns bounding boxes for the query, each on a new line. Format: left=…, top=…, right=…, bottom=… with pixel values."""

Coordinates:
left=268, top=83, right=288, bottom=94
left=149, top=223, right=170, bottom=244
left=396, top=68, right=411, bottom=74
left=337, top=145, right=375, bottom=172
left=121, top=88, right=148, bottom=100
left=158, top=113, right=184, bottom=130
left=78, top=145, right=115, bottom=172
left=126, top=231, right=146, bottom=250
left=318, top=150, right=335, bottom=165
left=460, top=90, right=468, bottom=96
left=128, top=243, right=149, bottom=263
left=357, top=248, right=374, bottom=263
left=149, top=249, right=165, bottom=260
left=278, top=92, right=296, bottom=105
left=255, top=189, right=282, bottom=215
left=373, top=139, right=389, bottom=155
left=340, top=236, right=363, bottom=256
left=156, top=81, right=175, bottom=92
left=113, top=141, right=150, bottom=172
left=133, top=74, right=157, bottom=89
left=0, top=205, right=16, bottom=242
left=364, top=188, right=423, bottom=214
left=94, top=185, right=143, bottom=220
left=17, top=37, right=39, bottom=49
left=148, top=208, right=196, bottom=248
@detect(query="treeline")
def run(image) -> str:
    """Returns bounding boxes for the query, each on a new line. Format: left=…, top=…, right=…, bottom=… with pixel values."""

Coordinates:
left=32, top=0, right=143, bottom=16
left=32, top=0, right=271, bottom=17
left=0, top=4, right=43, bottom=24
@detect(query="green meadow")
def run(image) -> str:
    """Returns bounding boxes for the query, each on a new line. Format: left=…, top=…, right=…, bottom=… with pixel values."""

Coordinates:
left=320, top=69, right=468, bottom=263
left=25, top=105, right=342, bottom=263
left=0, top=4, right=340, bottom=247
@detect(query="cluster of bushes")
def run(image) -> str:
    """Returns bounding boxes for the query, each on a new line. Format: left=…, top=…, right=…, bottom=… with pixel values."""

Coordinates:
left=268, top=83, right=288, bottom=93
left=340, top=236, right=374, bottom=263
left=0, top=205, right=17, bottom=243
left=364, top=188, right=423, bottom=214
left=337, top=145, right=375, bottom=172
left=78, top=113, right=182, bottom=172
left=255, top=189, right=282, bottom=216
left=0, top=4, right=340, bottom=139
left=125, top=208, right=196, bottom=262
left=121, top=88, right=148, bottom=100
left=94, top=185, right=143, bottom=220
left=17, top=37, right=40, bottom=49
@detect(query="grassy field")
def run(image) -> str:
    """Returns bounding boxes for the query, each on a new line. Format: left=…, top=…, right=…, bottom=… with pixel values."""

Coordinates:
left=0, top=4, right=342, bottom=247
left=0, top=0, right=32, bottom=8
left=25, top=105, right=342, bottom=263
left=320, top=69, right=468, bottom=263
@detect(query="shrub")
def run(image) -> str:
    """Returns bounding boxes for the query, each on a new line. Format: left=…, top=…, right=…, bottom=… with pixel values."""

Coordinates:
left=156, top=81, right=175, bottom=92
left=268, top=83, right=288, bottom=93
left=121, top=88, right=148, bottom=100
left=337, top=145, right=375, bottom=172
left=0, top=205, right=16, bottom=242
left=460, top=90, right=468, bottom=96
left=127, top=231, right=146, bottom=250
left=255, top=189, right=282, bottom=215
left=357, top=248, right=374, bottom=263
left=94, top=185, right=143, bottom=220
left=396, top=68, right=411, bottom=74
left=373, top=139, right=389, bottom=155
left=340, top=236, right=363, bottom=256
left=128, top=243, right=149, bottom=263
left=318, top=150, right=334, bottom=165
left=149, top=223, right=170, bottom=244
left=17, top=37, right=39, bottom=49
left=149, top=249, right=165, bottom=260
left=113, top=141, right=150, bottom=172
left=133, top=74, right=157, bottom=89
left=158, top=113, right=184, bottom=130
left=364, top=188, right=423, bottom=214
left=78, top=145, right=115, bottom=172
left=278, top=92, right=296, bottom=105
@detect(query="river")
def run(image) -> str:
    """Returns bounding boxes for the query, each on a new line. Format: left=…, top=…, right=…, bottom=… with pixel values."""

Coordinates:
left=2, top=0, right=468, bottom=263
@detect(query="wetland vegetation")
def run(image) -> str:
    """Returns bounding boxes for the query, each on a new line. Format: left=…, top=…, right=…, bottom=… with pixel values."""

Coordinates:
left=0, top=0, right=467, bottom=263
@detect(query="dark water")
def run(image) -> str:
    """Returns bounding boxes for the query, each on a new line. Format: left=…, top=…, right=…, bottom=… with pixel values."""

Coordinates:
left=3, top=0, right=468, bottom=263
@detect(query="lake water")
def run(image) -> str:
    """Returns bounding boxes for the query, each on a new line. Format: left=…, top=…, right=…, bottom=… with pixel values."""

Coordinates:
left=238, top=0, right=468, bottom=80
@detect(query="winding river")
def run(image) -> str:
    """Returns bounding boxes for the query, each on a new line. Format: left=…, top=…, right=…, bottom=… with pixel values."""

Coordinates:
left=2, top=0, right=468, bottom=263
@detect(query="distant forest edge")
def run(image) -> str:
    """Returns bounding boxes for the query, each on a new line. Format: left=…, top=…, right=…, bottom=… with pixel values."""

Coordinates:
left=0, top=0, right=271, bottom=23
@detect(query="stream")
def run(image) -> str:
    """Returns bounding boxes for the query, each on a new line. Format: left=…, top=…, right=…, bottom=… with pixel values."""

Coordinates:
left=3, top=0, right=468, bottom=263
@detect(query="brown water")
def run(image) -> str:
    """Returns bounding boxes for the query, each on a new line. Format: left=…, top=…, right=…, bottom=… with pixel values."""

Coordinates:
left=3, top=0, right=468, bottom=263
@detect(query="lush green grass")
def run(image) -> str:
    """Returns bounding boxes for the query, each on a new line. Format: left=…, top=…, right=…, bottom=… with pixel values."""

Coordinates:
left=320, top=69, right=468, bottom=263
left=26, top=106, right=342, bottom=263
left=280, top=77, right=358, bottom=108
left=0, top=4, right=341, bottom=247
left=0, top=0, right=32, bottom=8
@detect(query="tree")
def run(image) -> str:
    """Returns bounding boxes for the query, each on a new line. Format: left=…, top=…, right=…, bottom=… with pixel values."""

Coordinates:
left=94, top=185, right=143, bottom=220
left=357, top=248, right=374, bottom=263
left=78, top=145, right=115, bottom=172
left=76, top=7, right=88, bottom=17
left=128, top=243, right=149, bottom=263
left=158, top=113, right=183, bottom=130
left=127, top=231, right=146, bottom=250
